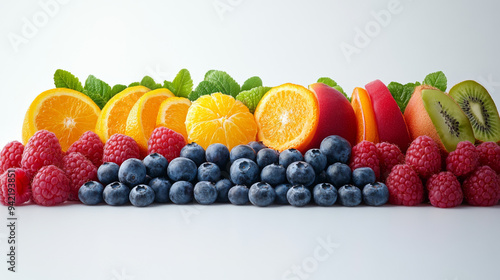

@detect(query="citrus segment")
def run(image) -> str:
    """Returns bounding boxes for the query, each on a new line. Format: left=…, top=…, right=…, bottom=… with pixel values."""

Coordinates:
left=95, top=86, right=150, bottom=142
left=125, top=88, right=175, bottom=156
left=156, top=97, right=191, bottom=141
left=185, top=93, right=257, bottom=150
left=253, top=83, right=319, bottom=152
left=22, top=88, right=101, bottom=151
left=351, top=87, right=379, bottom=144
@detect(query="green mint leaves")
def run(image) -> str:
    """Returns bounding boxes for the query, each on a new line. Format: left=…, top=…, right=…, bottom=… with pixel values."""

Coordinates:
left=241, top=76, right=263, bottom=91
left=236, top=86, right=271, bottom=113
left=423, top=71, right=447, bottom=92
left=317, top=77, right=349, bottom=101
left=171, top=69, right=193, bottom=98
left=54, top=69, right=84, bottom=92
left=387, top=81, right=421, bottom=113
left=189, top=70, right=242, bottom=101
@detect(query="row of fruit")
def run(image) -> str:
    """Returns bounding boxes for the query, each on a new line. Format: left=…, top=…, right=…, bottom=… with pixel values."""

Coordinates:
left=0, top=69, right=499, bottom=207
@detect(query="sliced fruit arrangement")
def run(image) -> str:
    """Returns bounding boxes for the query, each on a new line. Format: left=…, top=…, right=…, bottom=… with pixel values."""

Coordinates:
left=156, top=97, right=191, bottom=141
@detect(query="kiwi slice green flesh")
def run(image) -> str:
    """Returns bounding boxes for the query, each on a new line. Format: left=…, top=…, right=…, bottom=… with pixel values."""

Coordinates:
left=422, top=89, right=475, bottom=152
left=448, top=80, right=500, bottom=142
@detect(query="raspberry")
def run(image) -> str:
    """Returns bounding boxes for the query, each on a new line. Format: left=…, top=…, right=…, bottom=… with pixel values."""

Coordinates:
left=375, top=142, right=404, bottom=180
left=21, top=130, right=63, bottom=179
left=349, top=141, right=380, bottom=180
left=446, top=141, right=479, bottom=177
left=0, top=168, right=31, bottom=206
left=405, top=136, right=442, bottom=179
left=386, top=164, right=424, bottom=206
left=426, top=171, right=463, bottom=208
left=62, top=152, right=98, bottom=201
left=0, top=141, right=24, bottom=173
left=103, top=134, right=141, bottom=165
left=67, top=131, right=104, bottom=167
left=31, top=165, right=70, bottom=206
left=476, top=142, right=500, bottom=173
left=148, top=127, right=186, bottom=162
left=462, top=166, right=500, bottom=206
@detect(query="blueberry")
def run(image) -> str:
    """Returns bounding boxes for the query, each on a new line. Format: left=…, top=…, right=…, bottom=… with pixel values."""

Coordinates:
left=287, top=185, right=312, bottom=207
left=230, top=145, right=256, bottom=164
left=180, top=142, right=206, bottom=166
left=274, top=184, right=292, bottom=205
left=260, top=164, right=286, bottom=186
left=215, top=179, right=233, bottom=203
left=97, top=162, right=119, bottom=185
left=206, top=143, right=230, bottom=169
left=230, top=158, right=260, bottom=186
left=248, top=141, right=266, bottom=153
left=144, top=175, right=152, bottom=185
left=279, top=149, right=304, bottom=168
left=103, top=182, right=130, bottom=206
left=352, top=167, right=376, bottom=189
left=197, top=162, right=221, bottom=182
left=313, top=183, right=338, bottom=206
left=362, top=182, right=389, bottom=206
left=326, top=163, right=352, bottom=188
left=149, top=177, right=172, bottom=203
left=304, top=149, right=327, bottom=174
left=228, top=185, right=250, bottom=205
left=169, top=181, right=194, bottom=204
left=129, top=185, right=155, bottom=207
left=256, top=148, right=280, bottom=168
left=286, top=161, right=316, bottom=187
left=320, top=135, right=352, bottom=164
left=314, top=170, right=327, bottom=185
left=118, top=158, right=147, bottom=187
left=143, top=153, right=168, bottom=178
left=78, top=181, right=104, bottom=205
left=167, top=158, right=197, bottom=182
left=338, top=185, right=362, bottom=207
left=194, top=181, right=218, bottom=205
left=249, top=182, right=276, bottom=207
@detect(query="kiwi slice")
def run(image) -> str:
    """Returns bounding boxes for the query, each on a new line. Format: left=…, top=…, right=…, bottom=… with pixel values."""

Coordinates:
left=422, top=89, right=475, bottom=152
left=448, top=80, right=500, bottom=142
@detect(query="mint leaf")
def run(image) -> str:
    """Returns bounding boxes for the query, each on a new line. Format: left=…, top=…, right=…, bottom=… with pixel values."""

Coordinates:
left=204, top=70, right=240, bottom=97
left=188, top=81, right=219, bottom=101
left=204, top=70, right=216, bottom=80
left=108, top=84, right=127, bottom=99
left=172, top=69, right=193, bottom=98
left=423, top=71, right=447, bottom=92
left=140, top=76, right=162, bottom=90
left=241, top=76, right=263, bottom=91
left=317, top=77, right=349, bottom=101
left=163, top=81, right=175, bottom=93
left=129, top=82, right=140, bottom=87
left=388, top=81, right=420, bottom=113
left=82, top=75, right=111, bottom=109
left=54, top=69, right=83, bottom=92
left=236, top=86, right=271, bottom=113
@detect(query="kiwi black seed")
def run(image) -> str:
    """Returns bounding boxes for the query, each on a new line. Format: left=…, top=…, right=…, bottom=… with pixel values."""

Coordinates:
left=449, top=80, right=500, bottom=143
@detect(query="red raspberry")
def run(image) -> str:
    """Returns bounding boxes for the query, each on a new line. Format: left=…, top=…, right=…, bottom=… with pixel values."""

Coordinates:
left=426, top=171, right=463, bottom=208
left=405, top=136, right=442, bottom=179
left=386, top=164, right=424, bottom=206
left=375, top=142, right=404, bottom=181
left=462, top=166, right=500, bottom=206
left=103, top=134, right=141, bottom=165
left=0, top=168, right=31, bottom=206
left=21, top=130, right=63, bottom=179
left=0, top=141, right=24, bottom=173
left=148, top=127, right=186, bottom=162
left=476, top=142, right=500, bottom=173
left=62, top=152, right=98, bottom=201
left=67, top=131, right=104, bottom=167
left=349, top=141, right=380, bottom=180
left=446, top=141, right=479, bottom=177
left=31, top=165, right=70, bottom=206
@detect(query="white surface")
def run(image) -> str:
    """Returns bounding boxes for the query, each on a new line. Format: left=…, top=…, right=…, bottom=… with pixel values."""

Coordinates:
left=0, top=0, right=500, bottom=279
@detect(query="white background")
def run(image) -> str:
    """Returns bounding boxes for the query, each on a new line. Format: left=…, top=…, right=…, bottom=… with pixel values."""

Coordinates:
left=0, top=0, right=499, bottom=279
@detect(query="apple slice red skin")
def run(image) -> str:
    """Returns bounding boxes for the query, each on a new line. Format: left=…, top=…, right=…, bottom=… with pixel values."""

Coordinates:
left=365, top=80, right=412, bottom=153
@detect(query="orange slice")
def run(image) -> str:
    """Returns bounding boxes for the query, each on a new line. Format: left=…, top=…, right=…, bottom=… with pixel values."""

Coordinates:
left=253, top=83, right=319, bottom=152
left=185, top=93, right=257, bottom=150
left=95, top=86, right=150, bottom=142
left=125, top=88, right=175, bottom=156
left=351, top=87, right=379, bottom=144
left=22, top=88, right=101, bottom=151
left=156, top=97, right=191, bottom=142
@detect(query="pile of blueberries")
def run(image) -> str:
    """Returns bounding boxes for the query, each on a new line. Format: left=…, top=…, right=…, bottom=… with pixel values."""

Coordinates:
left=78, top=135, right=389, bottom=207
